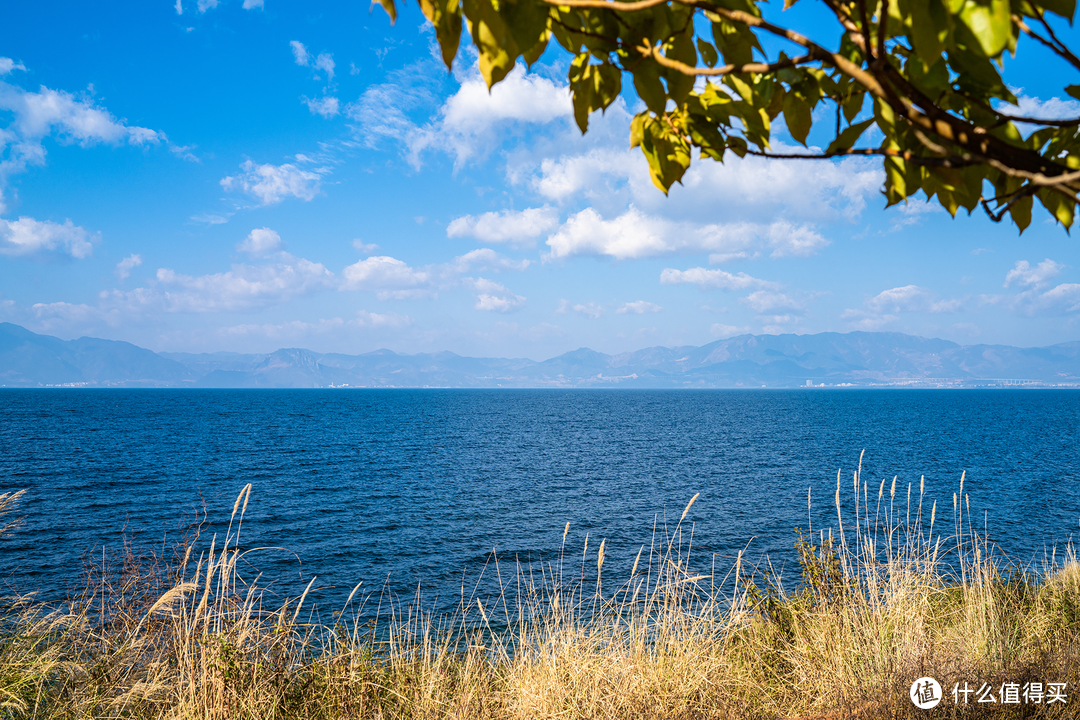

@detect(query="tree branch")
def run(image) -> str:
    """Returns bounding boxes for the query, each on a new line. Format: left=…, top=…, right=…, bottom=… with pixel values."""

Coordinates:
left=647, top=45, right=814, bottom=76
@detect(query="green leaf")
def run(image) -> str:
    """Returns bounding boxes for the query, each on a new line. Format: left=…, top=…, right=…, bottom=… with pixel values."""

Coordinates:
left=662, top=31, right=697, bottom=105
left=1029, top=0, right=1076, bottom=20
left=568, top=55, right=623, bottom=133
left=1067, top=85, right=1080, bottom=102
left=632, top=58, right=668, bottom=115
left=958, top=0, right=1012, bottom=58
left=1037, top=187, right=1076, bottom=228
left=712, top=19, right=757, bottom=66
left=827, top=118, right=875, bottom=153
left=522, top=33, right=549, bottom=66
left=632, top=114, right=691, bottom=193
left=783, top=91, right=812, bottom=146
left=569, top=54, right=594, bottom=134
left=907, top=0, right=947, bottom=62
left=697, top=37, right=719, bottom=68
left=1009, top=194, right=1033, bottom=232
left=501, top=0, right=550, bottom=61
left=842, top=90, right=865, bottom=123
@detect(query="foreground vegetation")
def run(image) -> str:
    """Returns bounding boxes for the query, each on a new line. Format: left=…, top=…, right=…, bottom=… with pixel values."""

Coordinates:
left=1, top=464, right=1079, bottom=719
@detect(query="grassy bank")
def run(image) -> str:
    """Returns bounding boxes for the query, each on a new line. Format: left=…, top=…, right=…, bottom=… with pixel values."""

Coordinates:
left=1, top=465, right=1079, bottom=719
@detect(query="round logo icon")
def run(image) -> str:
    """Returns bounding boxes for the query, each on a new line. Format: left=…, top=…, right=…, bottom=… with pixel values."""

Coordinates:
left=910, top=677, right=943, bottom=709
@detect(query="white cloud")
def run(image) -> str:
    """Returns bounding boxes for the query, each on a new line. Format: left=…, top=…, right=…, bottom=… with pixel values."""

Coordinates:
left=352, top=239, right=379, bottom=253
left=866, top=285, right=934, bottom=313
left=197, top=0, right=219, bottom=12
left=617, top=300, right=662, bottom=314
left=349, top=63, right=571, bottom=168
left=242, top=0, right=264, bottom=8
left=556, top=299, right=604, bottom=318
left=340, top=256, right=433, bottom=299
left=659, top=267, right=780, bottom=291
left=447, top=206, right=558, bottom=249
left=155, top=256, right=334, bottom=312
left=740, top=290, right=805, bottom=314
left=711, top=323, right=751, bottom=338
left=290, top=41, right=310, bottom=67
left=544, top=207, right=829, bottom=262
left=469, top=277, right=526, bottom=312
left=291, top=41, right=334, bottom=81
left=0, top=216, right=96, bottom=258
left=191, top=213, right=230, bottom=225
left=115, top=253, right=142, bottom=280
left=220, top=159, right=324, bottom=205
left=997, top=92, right=1080, bottom=128
left=0, top=79, right=163, bottom=211
left=447, top=247, right=530, bottom=273
left=340, top=248, right=528, bottom=302
left=303, top=96, right=340, bottom=118
left=221, top=312, right=410, bottom=340
left=840, top=308, right=900, bottom=331
left=237, top=227, right=282, bottom=256
left=841, top=284, right=965, bottom=329
left=314, top=53, right=335, bottom=81
left=174, top=0, right=183, bottom=14
left=1004, top=259, right=1064, bottom=288
left=0, top=58, right=26, bottom=75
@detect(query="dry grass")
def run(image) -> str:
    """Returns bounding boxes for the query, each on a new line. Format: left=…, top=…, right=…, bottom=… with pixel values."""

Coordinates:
left=2, top=463, right=1079, bottom=719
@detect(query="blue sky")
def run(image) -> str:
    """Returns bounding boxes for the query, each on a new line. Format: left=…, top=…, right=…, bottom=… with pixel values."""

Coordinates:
left=0, top=1, right=1078, bottom=358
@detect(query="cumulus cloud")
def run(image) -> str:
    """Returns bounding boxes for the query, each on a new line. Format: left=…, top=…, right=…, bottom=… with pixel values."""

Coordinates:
left=340, top=249, right=529, bottom=305
left=659, top=267, right=780, bottom=291
left=447, top=206, right=558, bottom=249
left=220, top=159, right=325, bottom=205
left=237, top=227, right=282, bottom=256
left=840, top=283, right=966, bottom=329
left=1004, top=258, right=1064, bottom=289
left=115, top=253, right=142, bottom=280
left=469, top=277, right=526, bottom=312
left=0, top=216, right=96, bottom=258
left=996, top=92, right=1080, bottom=133
left=544, top=207, right=829, bottom=262
left=155, top=256, right=334, bottom=312
left=617, top=300, right=662, bottom=314
left=998, top=258, right=1080, bottom=315
left=352, top=239, right=380, bottom=253
left=340, top=255, right=433, bottom=299
left=349, top=63, right=570, bottom=168
left=0, top=78, right=163, bottom=211
left=303, top=96, right=340, bottom=118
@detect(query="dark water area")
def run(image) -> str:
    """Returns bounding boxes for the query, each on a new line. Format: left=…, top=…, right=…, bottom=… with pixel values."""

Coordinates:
left=1, top=389, right=1078, bottom=617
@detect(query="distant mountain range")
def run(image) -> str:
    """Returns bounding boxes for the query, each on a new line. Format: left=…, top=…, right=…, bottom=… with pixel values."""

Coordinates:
left=1, top=322, right=1078, bottom=389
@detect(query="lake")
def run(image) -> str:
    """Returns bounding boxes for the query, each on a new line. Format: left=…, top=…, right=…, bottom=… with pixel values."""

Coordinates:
left=1, top=388, right=1077, bottom=616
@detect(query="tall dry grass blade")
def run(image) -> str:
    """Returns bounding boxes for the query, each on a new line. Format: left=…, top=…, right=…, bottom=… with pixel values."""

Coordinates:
left=680, top=493, right=700, bottom=523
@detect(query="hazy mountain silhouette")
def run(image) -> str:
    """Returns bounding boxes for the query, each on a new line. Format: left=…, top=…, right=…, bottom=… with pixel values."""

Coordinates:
left=1, top=322, right=1077, bottom=388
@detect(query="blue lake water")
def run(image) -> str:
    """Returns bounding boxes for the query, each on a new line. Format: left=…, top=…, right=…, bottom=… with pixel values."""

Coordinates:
left=1, top=389, right=1078, bottom=616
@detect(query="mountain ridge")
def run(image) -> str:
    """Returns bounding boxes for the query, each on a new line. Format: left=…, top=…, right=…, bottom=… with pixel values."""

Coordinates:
left=1, top=322, right=1077, bottom=389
